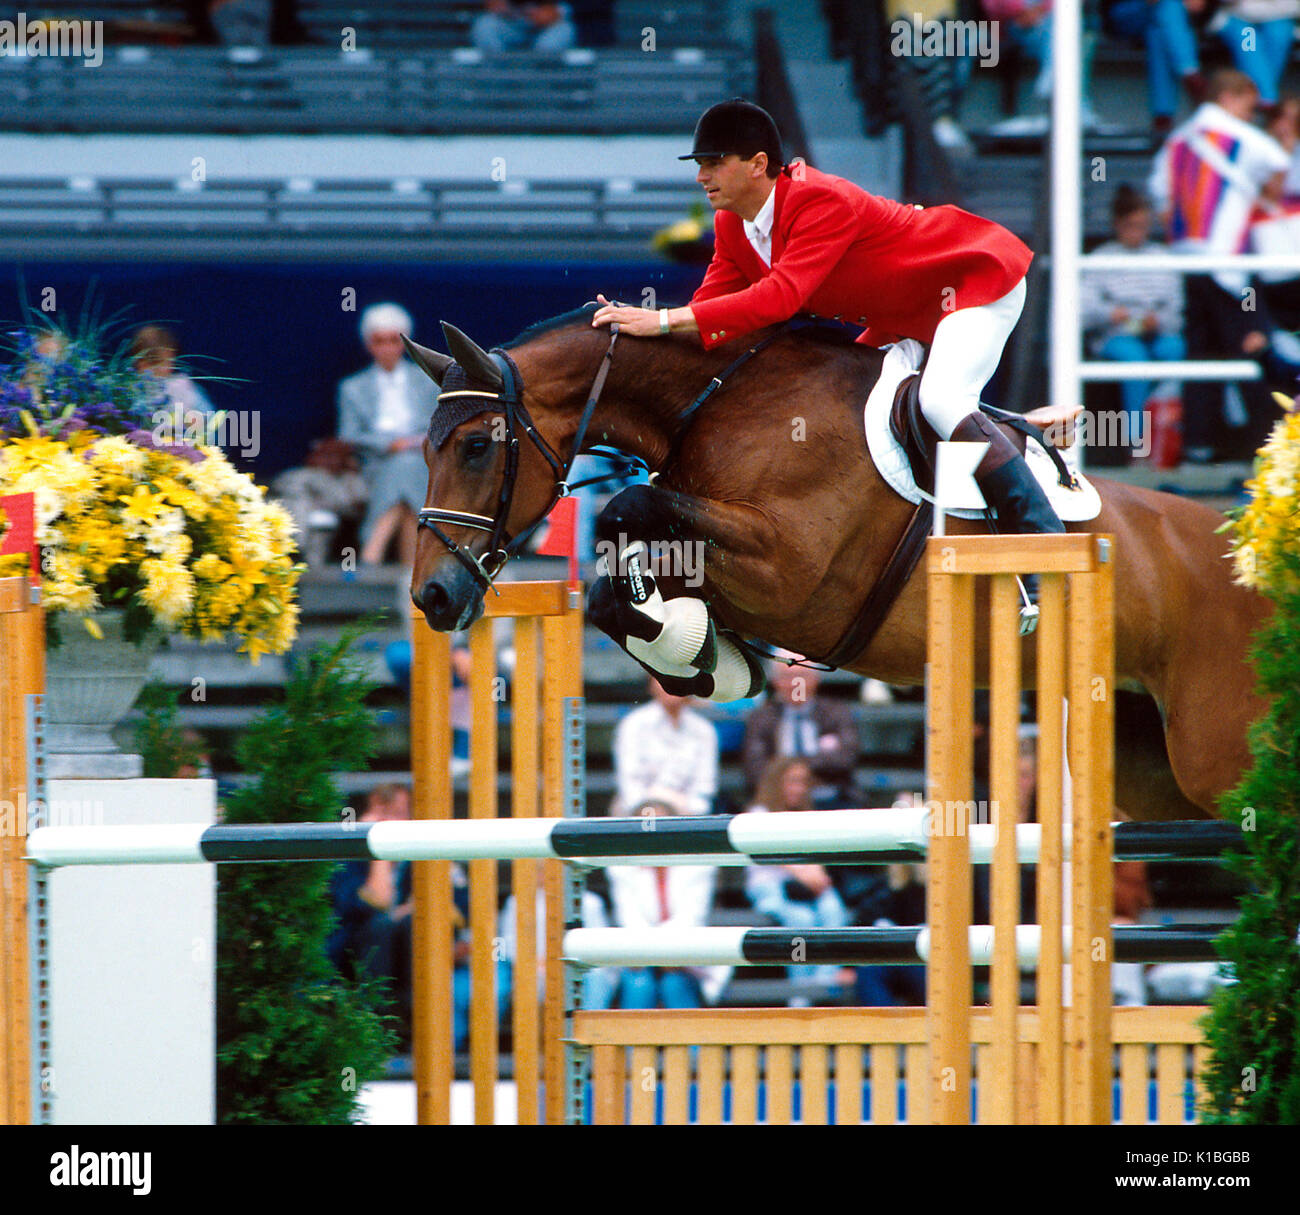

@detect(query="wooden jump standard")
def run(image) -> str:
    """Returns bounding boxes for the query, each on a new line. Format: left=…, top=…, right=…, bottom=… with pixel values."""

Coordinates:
left=0, top=573, right=44, bottom=1127
left=926, top=533, right=1115, bottom=1124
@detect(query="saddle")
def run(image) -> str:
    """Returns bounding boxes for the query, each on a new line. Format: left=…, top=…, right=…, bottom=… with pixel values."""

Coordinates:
left=819, top=372, right=1081, bottom=670
left=888, top=372, right=1079, bottom=497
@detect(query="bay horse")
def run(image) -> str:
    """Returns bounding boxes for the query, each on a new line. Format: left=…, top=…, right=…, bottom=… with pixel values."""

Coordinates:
left=406, top=305, right=1269, bottom=824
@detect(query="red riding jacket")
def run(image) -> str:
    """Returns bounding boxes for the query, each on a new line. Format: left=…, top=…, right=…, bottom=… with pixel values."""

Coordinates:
left=689, top=164, right=1033, bottom=349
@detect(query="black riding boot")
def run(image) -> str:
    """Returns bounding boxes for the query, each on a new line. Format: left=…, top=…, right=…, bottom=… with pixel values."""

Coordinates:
left=949, top=411, right=1066, bottom=633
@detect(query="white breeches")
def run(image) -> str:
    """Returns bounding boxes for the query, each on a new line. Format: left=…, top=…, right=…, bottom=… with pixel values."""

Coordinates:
left=917, top=277, right=1027, bottom=439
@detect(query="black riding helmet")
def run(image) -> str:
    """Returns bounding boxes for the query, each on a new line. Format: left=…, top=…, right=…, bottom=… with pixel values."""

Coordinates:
left=679, top=98, right=784, bottom=174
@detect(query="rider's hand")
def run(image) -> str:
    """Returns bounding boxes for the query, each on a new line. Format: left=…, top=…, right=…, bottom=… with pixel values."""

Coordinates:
left=592, top=293, right=664, bottom=337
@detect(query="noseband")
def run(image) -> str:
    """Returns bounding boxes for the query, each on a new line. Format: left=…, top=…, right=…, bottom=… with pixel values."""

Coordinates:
left=417, top=326, right=620, bottom=593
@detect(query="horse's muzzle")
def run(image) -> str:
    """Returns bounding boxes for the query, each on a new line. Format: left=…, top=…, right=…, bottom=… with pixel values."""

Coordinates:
left=411, top=565, right=485, bottom=633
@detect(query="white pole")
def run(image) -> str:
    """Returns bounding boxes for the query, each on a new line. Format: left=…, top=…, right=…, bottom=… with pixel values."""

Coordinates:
left=1051, top=0, right=1083, bottom=467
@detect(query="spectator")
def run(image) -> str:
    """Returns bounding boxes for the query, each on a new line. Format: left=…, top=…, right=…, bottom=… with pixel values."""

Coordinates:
left=1102, top=0, right=1206, bottom=137
left=501, top=882, right=613, bottom=1020
left=886, top=0, right=975, bottom=154
left=270, top=437, right=368, bottom=568
left=1149, top=69, right=1292, bottom=460
left=981, top=0, right=1101, bottom=126
left=336, top=303, right=437, bottom=566
left=1208, top=0, right=1300, bottom=113
left=471, top=2, right=577, bottom=53
left=449, top=863, right=513, bottom=1054
left=1081, top=184, right=1186, bottom=453
left=742, top=657, right=859, bottom=808
left=328, top=784, right=416, bottom=1045
left=611, top=677, right=718, bottom=820
left=129, top=324, right=215, bottom=419
left=743, top=757, right=853, bottom=1004
left=599, top=811, right=726, bottom=1009
left=1112, top=859, right=1154, bottom=1005
left=383, top=641, right=473, bottom=774
left=597, top=678, right=723, bottom=1008
left=1254, top=98, right=1300, bottom=331
left=206, top=0, right=271, bottom=45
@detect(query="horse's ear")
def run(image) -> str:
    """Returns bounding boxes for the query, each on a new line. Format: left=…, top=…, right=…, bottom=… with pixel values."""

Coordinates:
left=441, top=322, right=504, bottom=390
left=401, top=335, right=453, bottom=386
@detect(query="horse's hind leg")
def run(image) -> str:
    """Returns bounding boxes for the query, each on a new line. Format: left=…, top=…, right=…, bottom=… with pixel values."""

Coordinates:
left=1113, top=690, right=1213, bottom=822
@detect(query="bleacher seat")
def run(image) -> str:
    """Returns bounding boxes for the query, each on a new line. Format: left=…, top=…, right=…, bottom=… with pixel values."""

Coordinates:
left=0, top=46, right=753, bottom=134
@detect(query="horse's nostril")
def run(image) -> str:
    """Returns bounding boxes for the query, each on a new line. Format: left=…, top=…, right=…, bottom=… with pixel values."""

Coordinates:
left=418, top=579, right=449, bottom=615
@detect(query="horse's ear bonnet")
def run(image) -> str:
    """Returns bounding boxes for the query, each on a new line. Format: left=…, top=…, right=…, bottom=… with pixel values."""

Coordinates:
left=426, top=323, right=509, bottom=451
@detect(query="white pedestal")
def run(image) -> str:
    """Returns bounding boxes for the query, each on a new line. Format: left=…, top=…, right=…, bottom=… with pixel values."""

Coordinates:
left=44, top=779, right=216, bottom=1125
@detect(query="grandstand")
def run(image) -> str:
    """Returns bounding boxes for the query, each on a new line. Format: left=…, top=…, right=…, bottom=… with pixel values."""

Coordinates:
left=0, top=0, right=1266, bottom=1036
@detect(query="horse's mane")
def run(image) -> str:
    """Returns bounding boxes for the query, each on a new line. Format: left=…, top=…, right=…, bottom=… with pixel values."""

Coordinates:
left=504, top=302, right=868, bottom=357
left=503, top=304, right=600, bottom=349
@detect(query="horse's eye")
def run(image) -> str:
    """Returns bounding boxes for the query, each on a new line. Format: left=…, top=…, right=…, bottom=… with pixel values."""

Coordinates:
left=463, top=434, right=493, bottom=462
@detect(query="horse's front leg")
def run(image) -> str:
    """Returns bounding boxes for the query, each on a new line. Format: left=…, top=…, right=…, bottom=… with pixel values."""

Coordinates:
left=586, top=484, right=807, bottom=701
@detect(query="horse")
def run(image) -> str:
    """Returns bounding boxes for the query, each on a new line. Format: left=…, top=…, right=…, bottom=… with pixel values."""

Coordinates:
left=406, top=305, right=1270, bottom=824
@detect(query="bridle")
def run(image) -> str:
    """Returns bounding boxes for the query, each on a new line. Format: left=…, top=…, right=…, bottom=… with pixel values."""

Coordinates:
left=416, top=325, right=620, bottom=593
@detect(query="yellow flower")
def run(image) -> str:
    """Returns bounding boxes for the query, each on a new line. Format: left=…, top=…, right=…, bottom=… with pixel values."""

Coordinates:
left=119, top=485, right=169, bottom=529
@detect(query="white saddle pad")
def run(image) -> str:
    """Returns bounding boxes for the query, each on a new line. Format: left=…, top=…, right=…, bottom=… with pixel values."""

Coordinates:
left=863, top=340, right=1102, bottom=522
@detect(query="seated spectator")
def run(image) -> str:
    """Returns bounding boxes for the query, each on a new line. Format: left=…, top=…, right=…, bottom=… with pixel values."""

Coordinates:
left=743, top=757, right=853, bottom=1004
left=270, top=437, right=368, bottom=568
left=981, top=0, right=1100, bottom=126
left=328, top=784, right=416, bottom=1045
left=336, top=303, right=437, bottom=567
left=598, top=813, right=726, bottom=1010
left=1112, top=859, right=1154, bottom=1005
left=595, top=678, right=724, bottom=1008
left=850, top=792, right=927, bottom=1007
left=502, top=882, right=612, bottom=1024
left=382, top=641, right=473, bottom=773
left=1254, top=98, right=1300, bottom=331
left=612, top=677, right=718, bottom=820
left=1102, top=0, right=1206, bottom=137
left=207, top=0, right=271, bottom=45
left=129, top=324, right=215, bottom=419
left=1207, top=0, right=1300, bottom=114
left=450, top=863, right=513, bottom=1054
left=886, top=0, right=975, bottom=154
left=1081, top=184, right=1186, bottom=453
left=742, top=656, right=859, bottom=808
left=1149, top=69, right=1294, bottom=460
left=471, top=2, right=576, bottom=53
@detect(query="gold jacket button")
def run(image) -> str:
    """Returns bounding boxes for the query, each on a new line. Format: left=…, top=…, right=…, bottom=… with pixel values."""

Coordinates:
left=710, top=332, right=719, bottom=341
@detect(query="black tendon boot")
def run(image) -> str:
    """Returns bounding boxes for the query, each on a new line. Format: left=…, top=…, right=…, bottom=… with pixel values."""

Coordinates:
left=949, top=411, right=1066, bottom=633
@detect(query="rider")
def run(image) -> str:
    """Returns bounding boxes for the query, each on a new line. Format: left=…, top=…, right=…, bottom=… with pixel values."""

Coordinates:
left=592, top=98, right=1065, bottom=623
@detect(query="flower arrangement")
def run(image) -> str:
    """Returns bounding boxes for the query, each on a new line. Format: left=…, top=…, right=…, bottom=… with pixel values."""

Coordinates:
left=1203, top=394, right=1300, bottom=1123
left=0, top=324, right=301, bottom=659
left=1226, top=394, right=1300, bottom=597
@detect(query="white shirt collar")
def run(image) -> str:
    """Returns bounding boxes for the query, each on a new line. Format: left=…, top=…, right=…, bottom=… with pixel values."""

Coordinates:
left=744, top=185, right=777, bottom=245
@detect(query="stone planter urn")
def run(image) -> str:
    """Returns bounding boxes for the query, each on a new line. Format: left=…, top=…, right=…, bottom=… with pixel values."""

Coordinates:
left=44, top=610, right=163, bottom=778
